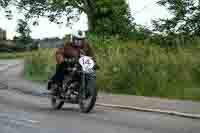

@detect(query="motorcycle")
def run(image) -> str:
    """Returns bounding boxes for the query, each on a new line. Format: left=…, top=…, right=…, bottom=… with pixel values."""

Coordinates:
left=47, top=54, right=97, bottom=113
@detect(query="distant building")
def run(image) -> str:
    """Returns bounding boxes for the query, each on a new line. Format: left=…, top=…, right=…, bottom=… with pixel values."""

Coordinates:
left=0, top=28, right=7, bottom=40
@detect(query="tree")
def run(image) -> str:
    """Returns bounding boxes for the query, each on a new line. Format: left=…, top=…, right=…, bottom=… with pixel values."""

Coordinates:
left=16, top=19, right=32, bottom=45
left=153, top=0, right=200, bottom=36
left=95, top=0, right=134, bottom=37
left=1, top=0, right=133, bottom=38
left=0, top=0, right=11, bottom=8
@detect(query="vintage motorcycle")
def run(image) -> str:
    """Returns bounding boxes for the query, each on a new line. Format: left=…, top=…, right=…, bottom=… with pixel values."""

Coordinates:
left=47, top=54, right=97, bottom=113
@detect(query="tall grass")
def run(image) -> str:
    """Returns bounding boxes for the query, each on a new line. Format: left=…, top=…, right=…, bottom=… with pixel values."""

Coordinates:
left=24, top=49, right=56, bottom=82
left=24, top=41, right=200, bottom=101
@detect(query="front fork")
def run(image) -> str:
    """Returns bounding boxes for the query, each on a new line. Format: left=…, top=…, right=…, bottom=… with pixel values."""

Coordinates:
left=79, top=72, right=96, bottom=99
left=79, top=72, right=86, bottom=99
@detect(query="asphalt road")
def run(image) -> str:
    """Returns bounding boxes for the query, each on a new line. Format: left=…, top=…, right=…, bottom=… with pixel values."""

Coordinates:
left=0, top=60, right=200, bottom=133
left=0, top=59, right=20, bottom=67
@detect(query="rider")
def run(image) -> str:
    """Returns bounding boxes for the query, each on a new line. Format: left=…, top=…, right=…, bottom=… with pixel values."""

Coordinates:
left=48, top=29, right=96, bottom=90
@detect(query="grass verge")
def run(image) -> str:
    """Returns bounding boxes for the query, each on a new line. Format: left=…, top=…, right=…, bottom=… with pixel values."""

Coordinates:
left=0, top=52, right=32, bottom=59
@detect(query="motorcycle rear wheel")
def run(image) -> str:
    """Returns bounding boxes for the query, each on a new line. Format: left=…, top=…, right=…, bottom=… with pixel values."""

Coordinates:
left=49, top=82, right=64, bottom=110
left=51, top=96, right=64, bottom=110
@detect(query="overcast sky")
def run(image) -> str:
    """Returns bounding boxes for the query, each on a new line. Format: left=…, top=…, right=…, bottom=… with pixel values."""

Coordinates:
left=0, top=0, right=170, bottom=40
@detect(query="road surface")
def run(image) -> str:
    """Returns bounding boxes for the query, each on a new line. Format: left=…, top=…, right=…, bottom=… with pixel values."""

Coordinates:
left=0, top=60, right=199, bottom=133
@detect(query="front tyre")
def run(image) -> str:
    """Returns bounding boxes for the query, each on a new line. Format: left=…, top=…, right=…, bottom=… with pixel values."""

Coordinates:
left=79, top=73, right=97, bottom=113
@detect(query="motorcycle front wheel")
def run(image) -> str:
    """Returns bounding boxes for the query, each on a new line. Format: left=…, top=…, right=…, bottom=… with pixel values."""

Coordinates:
left=79, top=73, right=97, bottom=113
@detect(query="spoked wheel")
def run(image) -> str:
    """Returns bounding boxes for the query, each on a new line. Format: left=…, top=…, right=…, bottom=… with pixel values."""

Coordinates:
left=79, top=75, right=97, bottom=113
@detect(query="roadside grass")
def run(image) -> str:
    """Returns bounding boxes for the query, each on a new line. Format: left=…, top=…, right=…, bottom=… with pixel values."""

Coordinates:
left=0, top=52, right=32, bottom=59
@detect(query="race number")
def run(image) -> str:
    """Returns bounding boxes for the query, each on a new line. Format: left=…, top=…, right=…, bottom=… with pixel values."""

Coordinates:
left=79, top=56, right=95, bottom=73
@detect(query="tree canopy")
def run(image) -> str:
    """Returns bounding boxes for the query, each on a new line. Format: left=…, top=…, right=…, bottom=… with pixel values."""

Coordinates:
left=15, top=19, right=32, bottom=44
left=1, top=0, right=134, bottom=38
left=153, top=0, right=200, bottom=36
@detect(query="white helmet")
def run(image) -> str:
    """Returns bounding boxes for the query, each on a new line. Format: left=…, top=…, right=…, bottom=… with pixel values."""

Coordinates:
left=71, top=29, right=86, bottom=40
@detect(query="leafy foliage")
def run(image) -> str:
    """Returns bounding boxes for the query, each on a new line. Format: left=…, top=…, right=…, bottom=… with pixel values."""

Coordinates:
left=153, top=0, right=200, bottom=36
left=16, top=19, right=32, bottom=42
left=0, top=0, right=11, bottom=7
left=14, top=19, right=32, bottom=50
left=0, top=0, right=134, bottom=38
left=94, top=0, right=134, bottom=37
